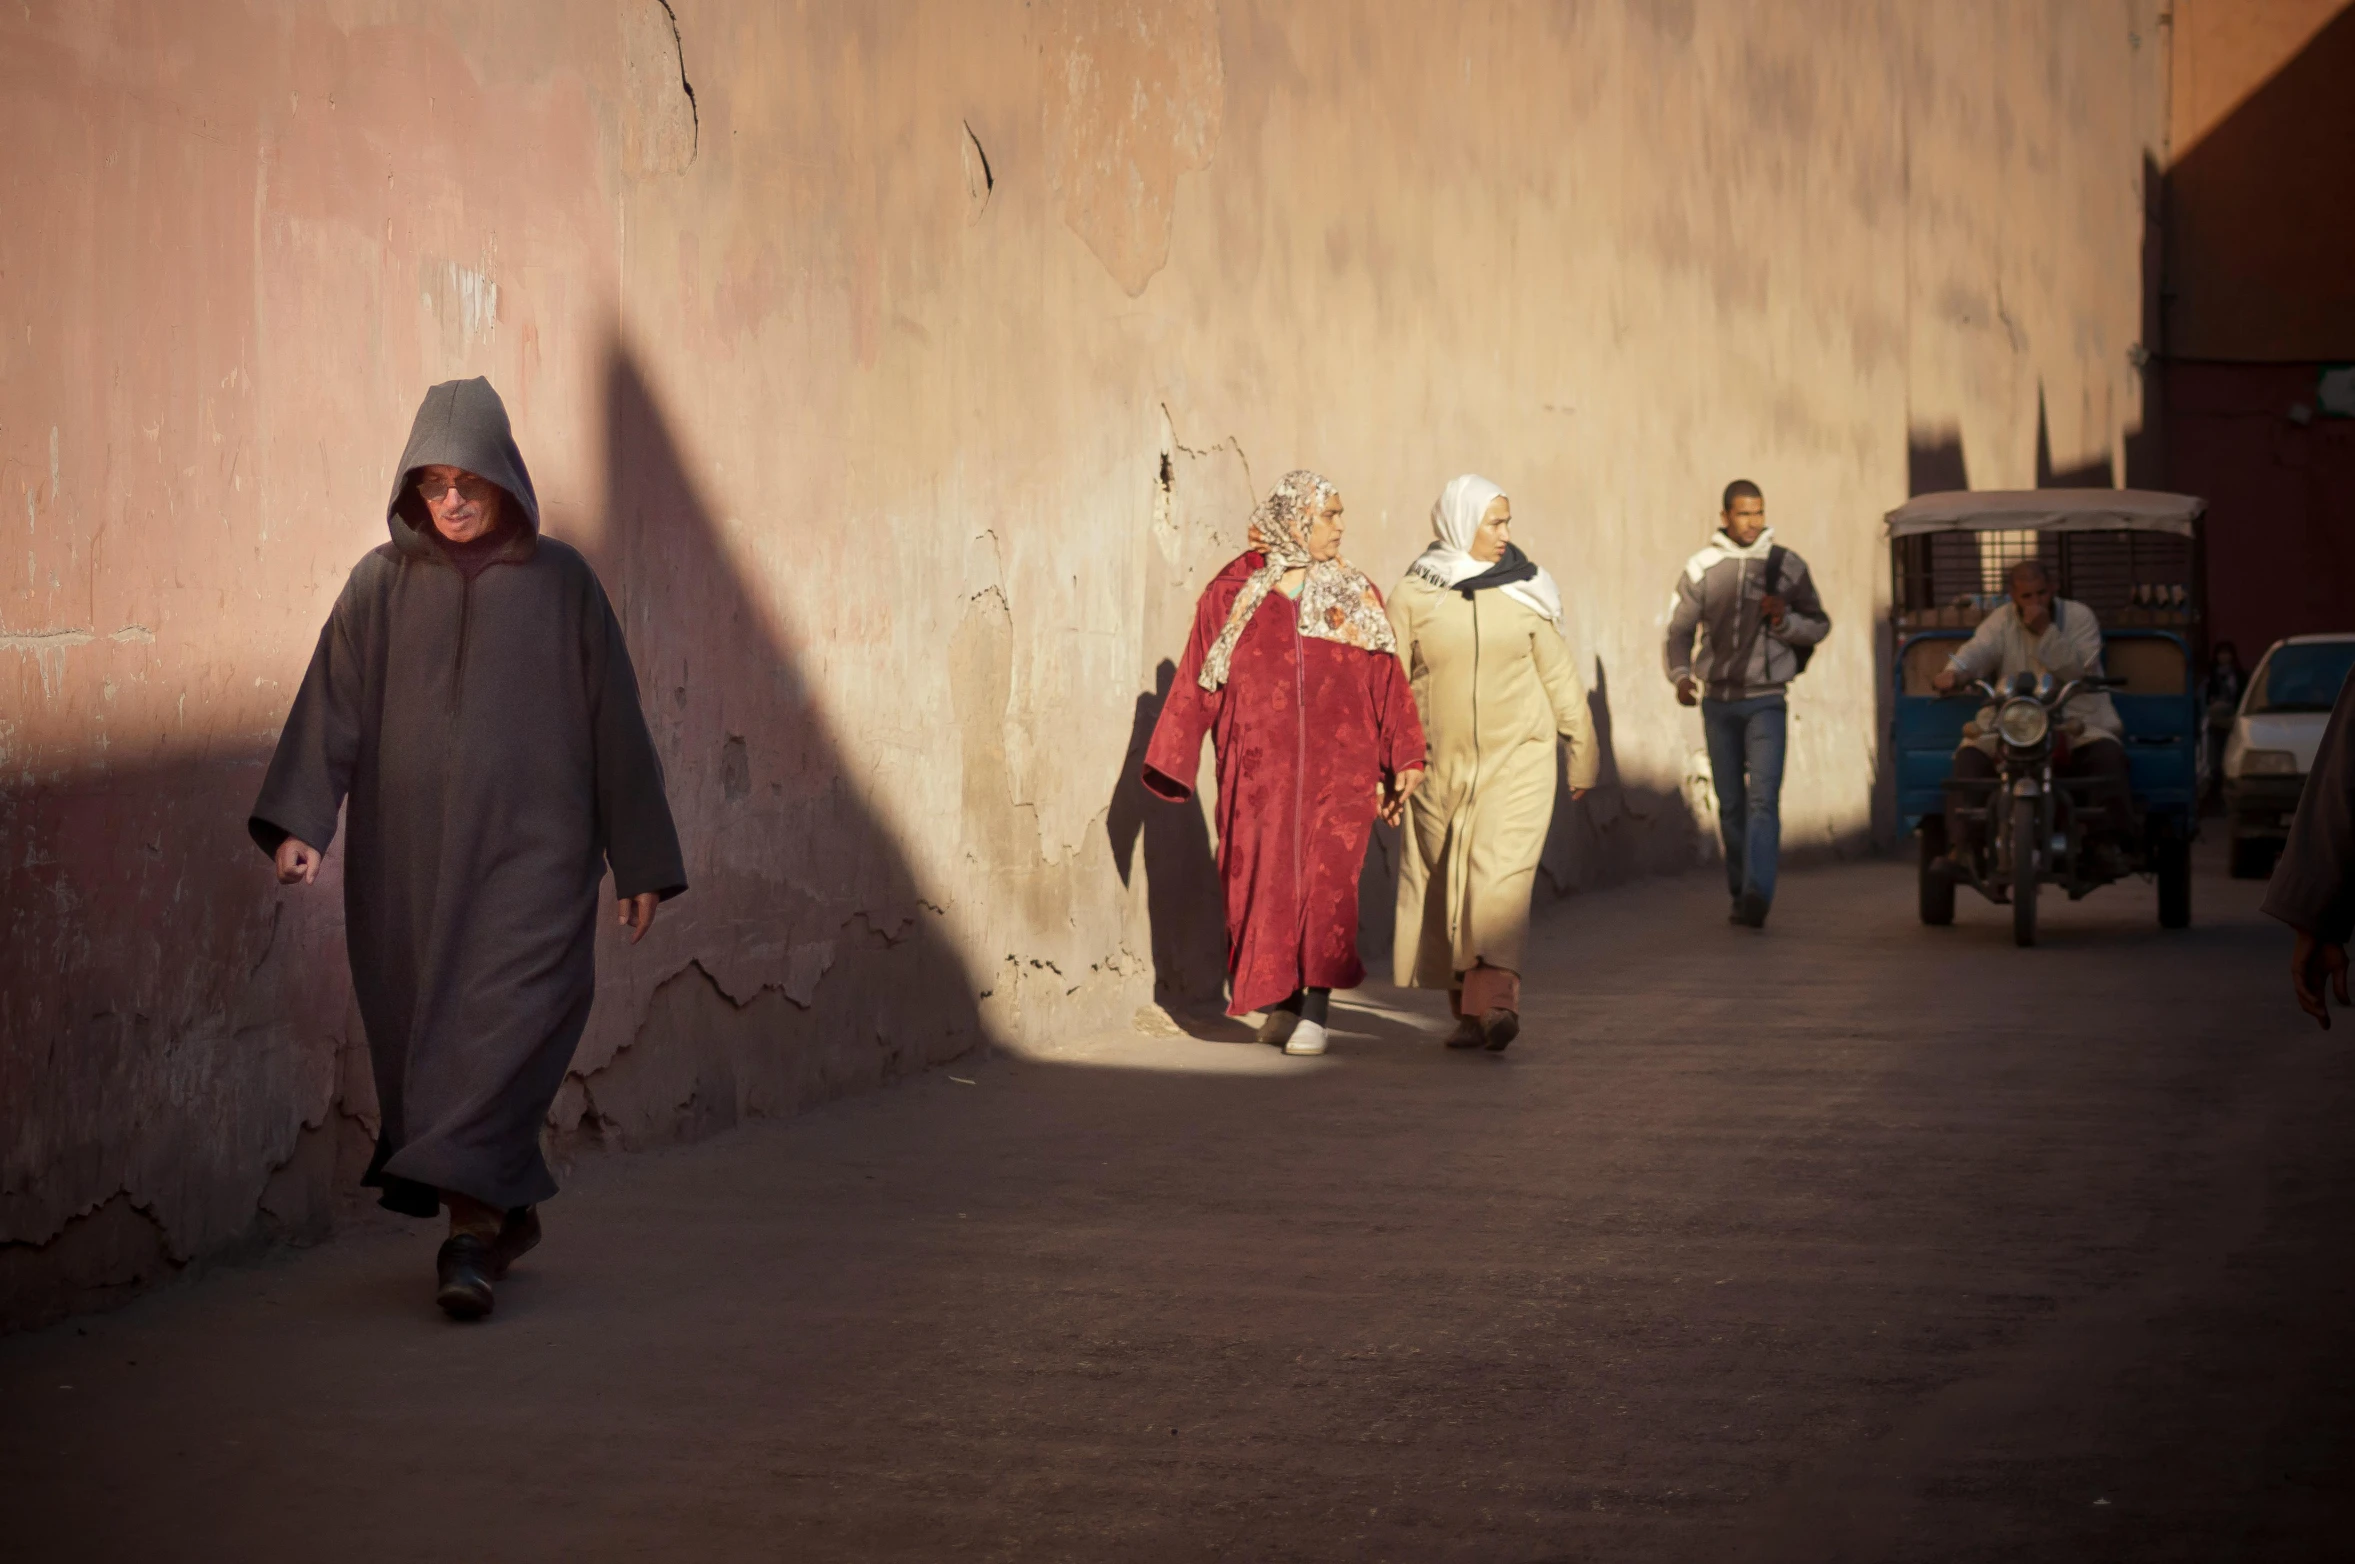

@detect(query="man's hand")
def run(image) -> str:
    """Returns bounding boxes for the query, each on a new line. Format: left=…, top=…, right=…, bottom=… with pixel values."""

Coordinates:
left=274, top=837, right=322, bottom=886
left=1675, top=675, right=1698, bottom=707
left=1381, top=767, right=1425, bottom=827
left=2291, top=929, right=2349, bottom=1029
left=1760, top=593, right=1788, bottom=627
left=618, top=892, right=660, bottom=945
left=1932, top=667, right=1960, bottom=694
left=1569, top=787, right=1590, bottom=802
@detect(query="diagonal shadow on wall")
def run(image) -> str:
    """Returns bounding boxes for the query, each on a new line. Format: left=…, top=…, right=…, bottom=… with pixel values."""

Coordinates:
left=552, top=345, right=989, bottom=1152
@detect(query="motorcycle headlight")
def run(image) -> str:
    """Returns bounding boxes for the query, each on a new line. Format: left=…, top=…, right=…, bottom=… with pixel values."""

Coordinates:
left=1997, top=699, right=2050, bottom=747
left=2237, top=748, right=2300, bottom=777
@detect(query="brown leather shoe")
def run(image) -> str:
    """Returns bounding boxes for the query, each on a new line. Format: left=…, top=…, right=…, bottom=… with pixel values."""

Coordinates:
left=435, top=1234, right=496, bottom=1320
left=1444, top=1015, right=1486, bottom=1049
left=1480, top=1009, right=1521, bottom=1052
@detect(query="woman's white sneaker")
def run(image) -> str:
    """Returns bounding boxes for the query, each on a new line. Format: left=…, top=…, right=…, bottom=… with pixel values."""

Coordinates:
left=1283, top=1020, right=1329, bottom=1056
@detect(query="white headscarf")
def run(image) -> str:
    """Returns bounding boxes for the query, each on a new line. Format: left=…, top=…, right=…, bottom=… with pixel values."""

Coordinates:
left=1403, top=473, right=1563, bottom=626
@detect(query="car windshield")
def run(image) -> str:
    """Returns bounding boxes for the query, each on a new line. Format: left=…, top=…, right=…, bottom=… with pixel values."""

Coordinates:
left=2250, top=642, right=2355, bottom=714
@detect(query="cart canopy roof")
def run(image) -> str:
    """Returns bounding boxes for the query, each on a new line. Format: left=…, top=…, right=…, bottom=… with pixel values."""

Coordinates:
left=1884, top=488, right=2206, bottom=538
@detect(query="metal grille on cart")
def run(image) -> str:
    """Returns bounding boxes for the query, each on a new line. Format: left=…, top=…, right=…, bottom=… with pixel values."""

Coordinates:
left=1892, top=529, right=2196, bottom=631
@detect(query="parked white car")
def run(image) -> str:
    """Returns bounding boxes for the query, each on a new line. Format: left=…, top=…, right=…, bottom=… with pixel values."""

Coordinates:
left=2222, top=633, right=2355, bottom=878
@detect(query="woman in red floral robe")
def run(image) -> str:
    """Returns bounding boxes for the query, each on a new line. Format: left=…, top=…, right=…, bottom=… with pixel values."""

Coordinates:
left=1143, top=471, right=1428, bottom=1054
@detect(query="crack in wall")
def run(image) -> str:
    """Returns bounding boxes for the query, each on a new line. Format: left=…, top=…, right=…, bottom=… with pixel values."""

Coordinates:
left=961, top=120, right=994, bottom=222
left=0, top=1192, right=179, bottom=1332
left=651, top=0, right=699, bottom=161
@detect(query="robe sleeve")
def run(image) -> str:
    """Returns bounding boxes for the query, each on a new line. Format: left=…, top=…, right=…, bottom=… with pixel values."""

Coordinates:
left=1141, top=581, right=1232, bottom=802
left=1367, top=624, right=1428, bottom=780
left=2263, top=668, right=2355, bottom=943
left=586, top=583, right=688, bottom=901
left=249, top=582, right=366, bottom=857
left=1385, top=584, right=1419, bottom=677
left=1531, top=618, right=1601, bottom=792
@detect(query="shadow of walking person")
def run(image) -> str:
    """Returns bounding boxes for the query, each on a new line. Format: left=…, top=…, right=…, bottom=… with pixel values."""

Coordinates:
left=1541, top=655, right=1703, bottom=897
left=1107, top=659, right=1231, bottom=1025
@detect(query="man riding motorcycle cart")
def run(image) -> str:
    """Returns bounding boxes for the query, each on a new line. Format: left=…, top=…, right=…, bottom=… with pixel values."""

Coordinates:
left=1933, top=558, right=2138, bottom=880
left=1887, top=486, right=2204, bottom=946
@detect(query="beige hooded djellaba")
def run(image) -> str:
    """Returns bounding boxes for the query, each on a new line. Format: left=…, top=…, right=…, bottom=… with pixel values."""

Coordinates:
left=1390, top=476, right=1598, bottom=991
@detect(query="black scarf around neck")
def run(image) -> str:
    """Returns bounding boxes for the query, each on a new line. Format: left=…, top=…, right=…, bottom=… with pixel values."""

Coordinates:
left=1452, top=542, right=1540, bottom=599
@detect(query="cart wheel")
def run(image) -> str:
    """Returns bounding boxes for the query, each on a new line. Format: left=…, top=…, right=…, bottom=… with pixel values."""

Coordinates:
left=2227, top=835, right=2278, bottom=880
left=2011, top=797, right=2039, bottom=947
left=1918, top=819, right=1955, bottom=926
left=2157, top=826, right=2193, bottom=929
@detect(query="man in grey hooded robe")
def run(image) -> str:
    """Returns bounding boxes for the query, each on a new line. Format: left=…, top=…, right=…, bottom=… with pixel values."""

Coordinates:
left=251, top=376, right=684, bottom=1319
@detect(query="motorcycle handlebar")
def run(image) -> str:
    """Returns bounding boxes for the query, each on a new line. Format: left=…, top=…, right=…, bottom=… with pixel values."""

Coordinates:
left=1932, top=675, right=2123, bottom=703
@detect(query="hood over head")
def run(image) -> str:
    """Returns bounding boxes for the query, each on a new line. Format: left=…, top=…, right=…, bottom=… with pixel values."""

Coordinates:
left=386, top=377, right=540, bottom=557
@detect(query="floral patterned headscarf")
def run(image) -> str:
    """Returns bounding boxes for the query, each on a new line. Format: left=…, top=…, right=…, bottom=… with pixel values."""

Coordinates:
left=1198, top=469, right=1397, bottom=691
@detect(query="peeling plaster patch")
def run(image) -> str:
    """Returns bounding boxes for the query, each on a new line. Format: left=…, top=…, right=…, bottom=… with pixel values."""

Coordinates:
left=1042, top=0, right=1223, bottom=295
left=449, top=263, right=498, bottom=343
left=458, top=267, right=497, bottom=339
left=419, top=256, right=500, bottom=360
left=848, top=909, right=913, bottom=946
left=0, top=1193, right=179, bottom=1334
left=1, top=627, right=95, bottom=698
left=784, top=941, right=835, bottom=1007
left=109, top=625, right=154, bottom=643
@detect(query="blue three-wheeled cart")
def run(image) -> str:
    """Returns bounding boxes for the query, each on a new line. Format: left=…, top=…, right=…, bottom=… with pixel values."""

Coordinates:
left=1887, top=490, right=2209, bottom=945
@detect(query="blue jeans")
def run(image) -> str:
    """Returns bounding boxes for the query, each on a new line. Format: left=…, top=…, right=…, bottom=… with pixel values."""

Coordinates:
left=1700, top=694, right=1787, bottom=907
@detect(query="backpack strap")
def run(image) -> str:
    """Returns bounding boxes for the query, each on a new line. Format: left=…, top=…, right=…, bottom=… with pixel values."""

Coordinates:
left=1762, top=543, right=1817, bottom=677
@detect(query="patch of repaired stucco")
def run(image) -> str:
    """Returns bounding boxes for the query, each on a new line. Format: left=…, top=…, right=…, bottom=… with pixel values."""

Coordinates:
left=1042, top=0, right=1224, bottom=295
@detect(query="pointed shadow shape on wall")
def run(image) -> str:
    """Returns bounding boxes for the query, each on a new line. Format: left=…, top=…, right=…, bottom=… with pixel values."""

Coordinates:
left=568, top=344, right=987, bottom=1150
left=2035, top=386, right=2117, bottom=489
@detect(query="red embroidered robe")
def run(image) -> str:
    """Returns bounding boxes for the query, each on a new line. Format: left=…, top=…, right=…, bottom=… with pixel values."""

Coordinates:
left=1143, top=552, right=1428, bottom=1016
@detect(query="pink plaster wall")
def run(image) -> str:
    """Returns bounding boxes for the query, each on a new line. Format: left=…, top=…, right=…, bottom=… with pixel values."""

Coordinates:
left=2, top=0, right=2168, bottom=1329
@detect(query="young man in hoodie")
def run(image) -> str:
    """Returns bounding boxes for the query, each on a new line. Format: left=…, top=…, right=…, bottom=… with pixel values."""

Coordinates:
left=1663, top=480, right=1831, bottom=928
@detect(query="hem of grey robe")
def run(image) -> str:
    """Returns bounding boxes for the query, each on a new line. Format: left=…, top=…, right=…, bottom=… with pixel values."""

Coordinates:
left=362, top=1140, right=538, bottom=1220
left=361, top=1140, right=443, bottom=1218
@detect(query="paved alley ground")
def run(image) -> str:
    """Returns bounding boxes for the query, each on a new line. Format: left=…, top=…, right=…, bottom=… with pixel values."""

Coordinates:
left=5, top=846, right=2352, bottom=1562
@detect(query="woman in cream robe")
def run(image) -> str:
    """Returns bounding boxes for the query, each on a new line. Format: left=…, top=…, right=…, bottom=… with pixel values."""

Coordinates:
left=1388, top=475, right=1597, bottom=1050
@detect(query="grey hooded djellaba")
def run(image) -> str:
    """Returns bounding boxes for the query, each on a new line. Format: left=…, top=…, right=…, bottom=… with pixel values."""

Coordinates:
left=250, top=378, right=685, bottom=1218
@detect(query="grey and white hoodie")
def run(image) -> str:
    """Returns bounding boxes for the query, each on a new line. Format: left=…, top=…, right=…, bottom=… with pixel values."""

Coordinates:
left=1662, top=527, right=1830, bottom=702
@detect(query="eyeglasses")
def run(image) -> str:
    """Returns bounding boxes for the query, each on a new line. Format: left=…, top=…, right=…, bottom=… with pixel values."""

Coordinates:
left=414, top=475, right=499, bottom=506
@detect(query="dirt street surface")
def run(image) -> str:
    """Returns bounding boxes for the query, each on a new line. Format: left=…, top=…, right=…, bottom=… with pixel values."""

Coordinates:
left=6, top=847, right=2353, bottom=1561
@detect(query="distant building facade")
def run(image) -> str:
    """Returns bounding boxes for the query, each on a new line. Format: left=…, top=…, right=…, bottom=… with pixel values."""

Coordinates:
left=2164, top=0, right=2355, bottom=657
